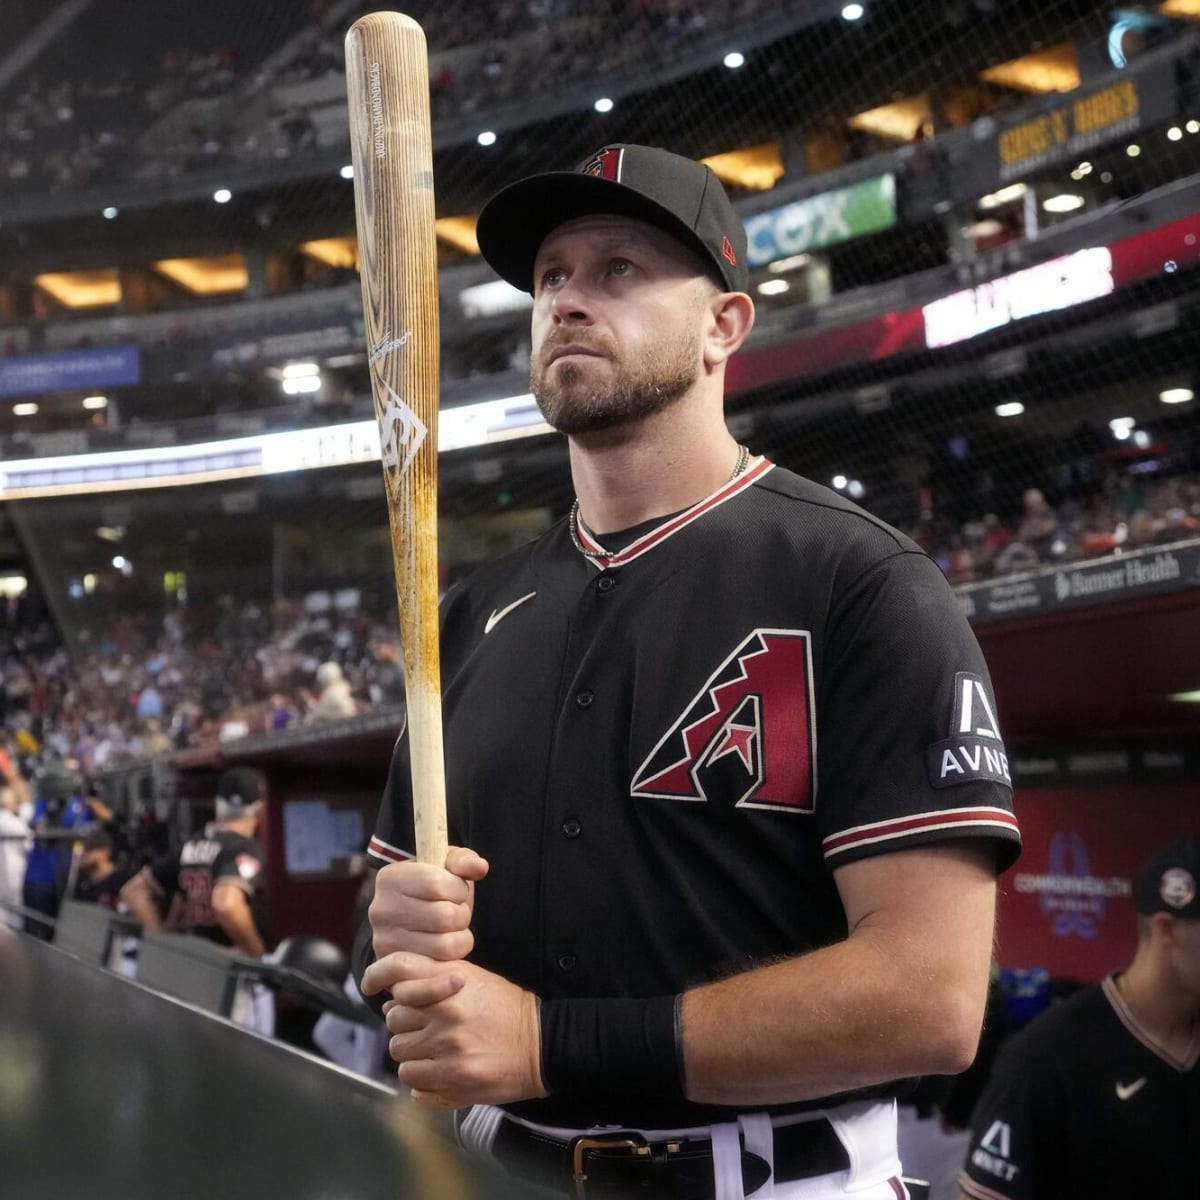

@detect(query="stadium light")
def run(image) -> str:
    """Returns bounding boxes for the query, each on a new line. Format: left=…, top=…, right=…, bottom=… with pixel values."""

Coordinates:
left=768, top=253, right=811, bottom=274
left=995, top=402, right=1025, bottom=417
left=1160, top=387, right=1194, bottom=404
left=841, top=3, right=865, bottom=20
left=477, top=130, right=497, bottom=146
left=82, top=395, right=109, bottom=410
left=13, top=402, right=38, bottom=416
left=1126, top=144, right=1141, bottom=157
left=846, top=479, right=865, bottom=499
left=1188, top=120, right=1200, bottom=134
left=102, top=206, right=118, bottom=219
left=1109, top=417, right=1135, bottom=439
left=593, top=97, right=614, bottom=113
left=1133, top=430, right=1151, bottom=449
left=112, top=556, right=127, bottom=570
left=340, top=164, right=354, bottom=179
left=1043, top=194, right=1085, bottom=213
left=832, top=475, right=848, bottom=490
left=1168, top=126, right=1184, bottom=142
left=756, top=278, right=790, bottom=295
left=281, top=361, right=320, bottom=379
left=282, top=376, right=322, bottom=395
left=723, top=51, right=745, bottom=69
left=213, top=188, right=233, bottom=203
left=977, top=183, right=1027, bottom=210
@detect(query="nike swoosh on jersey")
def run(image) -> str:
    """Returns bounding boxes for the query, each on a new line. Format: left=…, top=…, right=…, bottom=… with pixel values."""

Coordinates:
left=1115, top=1077, right=1147, bottom=1100
left=484, top=591, right=536, bottom=634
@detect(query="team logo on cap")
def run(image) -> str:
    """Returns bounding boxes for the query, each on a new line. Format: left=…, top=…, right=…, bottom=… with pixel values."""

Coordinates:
left=237, top=854, right=261, bottom=881
left=1160, top=867, right=1196, bottom=910
left=581, top=147, right=623, bottom=181
left=721, top=236, right=737, bottom=267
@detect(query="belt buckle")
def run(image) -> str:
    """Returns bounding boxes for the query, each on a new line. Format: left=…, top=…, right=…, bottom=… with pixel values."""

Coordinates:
left=570, top=1132, right=658, bottom=1200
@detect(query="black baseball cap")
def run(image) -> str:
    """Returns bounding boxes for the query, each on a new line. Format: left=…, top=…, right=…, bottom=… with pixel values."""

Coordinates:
left=1134, top=836, right=1200, bottom=919
left=475, top=143, right=749, bottom=296
left=216, top=766, right=265, bottom=811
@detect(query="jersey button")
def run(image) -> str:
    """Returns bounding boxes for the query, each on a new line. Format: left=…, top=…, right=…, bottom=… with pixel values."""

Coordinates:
left=596, top=575, right=617, bottom=593
left=557, top=954, right=577, bottom=972
left=562, top=818, right=582, bottom=838
left=575, top=690, right=595, bottom=709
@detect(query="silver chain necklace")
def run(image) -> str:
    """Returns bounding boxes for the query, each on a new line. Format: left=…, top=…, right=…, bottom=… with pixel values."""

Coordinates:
left=568, top=444, right=751, bottom=561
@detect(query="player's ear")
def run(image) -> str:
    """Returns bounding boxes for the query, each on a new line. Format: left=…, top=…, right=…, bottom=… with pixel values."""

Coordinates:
left=702, top=289, right=755, bottom=370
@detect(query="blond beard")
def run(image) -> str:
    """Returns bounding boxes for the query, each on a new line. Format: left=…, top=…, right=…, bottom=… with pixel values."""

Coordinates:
left=531, top=324, right=701, bottom=436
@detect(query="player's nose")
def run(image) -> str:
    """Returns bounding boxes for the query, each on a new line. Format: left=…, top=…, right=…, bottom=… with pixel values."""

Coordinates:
left=549, top=278, right=595, bottom=325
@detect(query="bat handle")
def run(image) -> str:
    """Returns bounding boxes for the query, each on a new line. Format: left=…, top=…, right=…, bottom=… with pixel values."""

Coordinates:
left=407, top=681, right=448, bottom=866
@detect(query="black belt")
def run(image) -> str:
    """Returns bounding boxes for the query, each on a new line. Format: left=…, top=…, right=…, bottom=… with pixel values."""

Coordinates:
left=489, top=1114, right=850, bottom=1200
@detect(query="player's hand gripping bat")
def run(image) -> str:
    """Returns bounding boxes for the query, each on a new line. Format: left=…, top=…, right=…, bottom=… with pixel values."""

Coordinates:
left=345, top=12, right=446, bottom=866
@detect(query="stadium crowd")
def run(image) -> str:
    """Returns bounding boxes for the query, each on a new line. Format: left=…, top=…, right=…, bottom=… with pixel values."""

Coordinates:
left=0, top=0, right=812, bottom=196
left=0, top=591, right=405, bottom=788
left=907, top=471, right=1200, bottom=584
left=0, top=465, right=1196, bottom=788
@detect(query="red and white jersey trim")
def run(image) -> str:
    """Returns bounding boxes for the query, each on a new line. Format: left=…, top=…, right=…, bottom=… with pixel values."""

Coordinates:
left=1103, top=973, right=1200, bottom=1070
left=958, top=1173, right=1015, bottom=1200
left=574, top=457, right=774, bottom=569
left=367, top=835, right=414, bottom=864
left=823, top=806, right=1019, bottom=861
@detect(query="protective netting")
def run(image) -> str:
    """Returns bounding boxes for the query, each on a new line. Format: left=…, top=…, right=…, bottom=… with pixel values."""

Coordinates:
left=2, top=0, right=1199, bottom=747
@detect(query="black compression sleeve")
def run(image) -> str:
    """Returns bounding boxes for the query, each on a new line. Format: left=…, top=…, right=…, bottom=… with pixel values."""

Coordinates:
left=538, top=995, right=685, bottom=1100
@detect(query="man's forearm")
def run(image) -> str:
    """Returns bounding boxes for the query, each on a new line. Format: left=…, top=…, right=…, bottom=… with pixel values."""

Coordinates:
left=679, top=935, right=976, bottom=1105
left=680, top=861, right=995, bottom=1109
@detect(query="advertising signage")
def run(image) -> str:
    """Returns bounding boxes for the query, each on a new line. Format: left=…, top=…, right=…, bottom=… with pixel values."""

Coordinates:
left=743, top=175, right=896, bottom=268
left=0, top=345, right=141, bottom=400
left=994, top=68, right=1177, bottom=183
left=955, top=537, right=1200, bottom=626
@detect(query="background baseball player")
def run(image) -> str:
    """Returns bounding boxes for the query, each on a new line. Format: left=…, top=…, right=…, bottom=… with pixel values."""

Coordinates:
left=355, top=144, right=1022, bottom=1199
left=958, top=835, right=1200, bottom=1200
left=122, top=766, right=272, bottom=958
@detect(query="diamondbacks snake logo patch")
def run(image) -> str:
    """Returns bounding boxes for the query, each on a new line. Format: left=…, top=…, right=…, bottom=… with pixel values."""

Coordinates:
left=631, top=629, right=815, bottom=812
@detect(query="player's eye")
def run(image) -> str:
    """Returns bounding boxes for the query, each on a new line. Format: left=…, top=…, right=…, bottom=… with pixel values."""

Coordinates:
left=539, top=267, right=567, bottom=291
left=608, top=258, right=633, bottom=277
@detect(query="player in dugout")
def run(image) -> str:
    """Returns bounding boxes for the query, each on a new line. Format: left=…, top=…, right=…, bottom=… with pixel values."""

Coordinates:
left=355, top=143, right=1022, bottom=1200
left=121, top=766, right=272, bottom=959
left=958, top=836, right=1200, bottom=1200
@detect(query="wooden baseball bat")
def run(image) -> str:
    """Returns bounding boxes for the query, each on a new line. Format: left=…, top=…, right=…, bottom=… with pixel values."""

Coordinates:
left=345, top=12, right=447, bottom=867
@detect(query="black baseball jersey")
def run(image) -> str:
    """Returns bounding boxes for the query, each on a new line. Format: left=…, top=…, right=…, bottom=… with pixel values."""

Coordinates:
left=366, top=461, right=1020, bottom=1125
left=960, top=975, right=1200, bottom=1200
left=148, top=828, right=271, bottom=949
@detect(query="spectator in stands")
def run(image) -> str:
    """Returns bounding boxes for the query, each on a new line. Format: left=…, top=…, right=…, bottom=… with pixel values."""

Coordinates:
left=21, top=757, right=88, bottom=939
left=1014, top=488, right=1059, bottom=559
left=0, top=782, right=30, bottom=931
left=268, top=693, right=298, bottom=731
left=135, top=678, right=164, bottom=722
left=309, top=661, right=356, bottom=722
left=72, top=828, right=131, bottom=910
left=365, top=640, right=405, bottom=708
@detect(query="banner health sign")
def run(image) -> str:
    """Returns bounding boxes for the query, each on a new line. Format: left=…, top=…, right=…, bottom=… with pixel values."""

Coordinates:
left=0, top=345, right=141, bottom=400
left=743, top=174, right=897, bottom=269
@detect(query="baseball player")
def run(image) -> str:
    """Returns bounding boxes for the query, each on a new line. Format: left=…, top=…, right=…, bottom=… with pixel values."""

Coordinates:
left=356, top=144, right=1021, bottom=1199
left=122, top=766, right=272, bottom=958
left=959, top=836, right=1200, bottom=1200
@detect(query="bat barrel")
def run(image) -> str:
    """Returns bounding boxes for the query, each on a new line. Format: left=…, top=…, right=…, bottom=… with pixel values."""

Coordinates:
left=346, top=13, right=447, bottom=867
